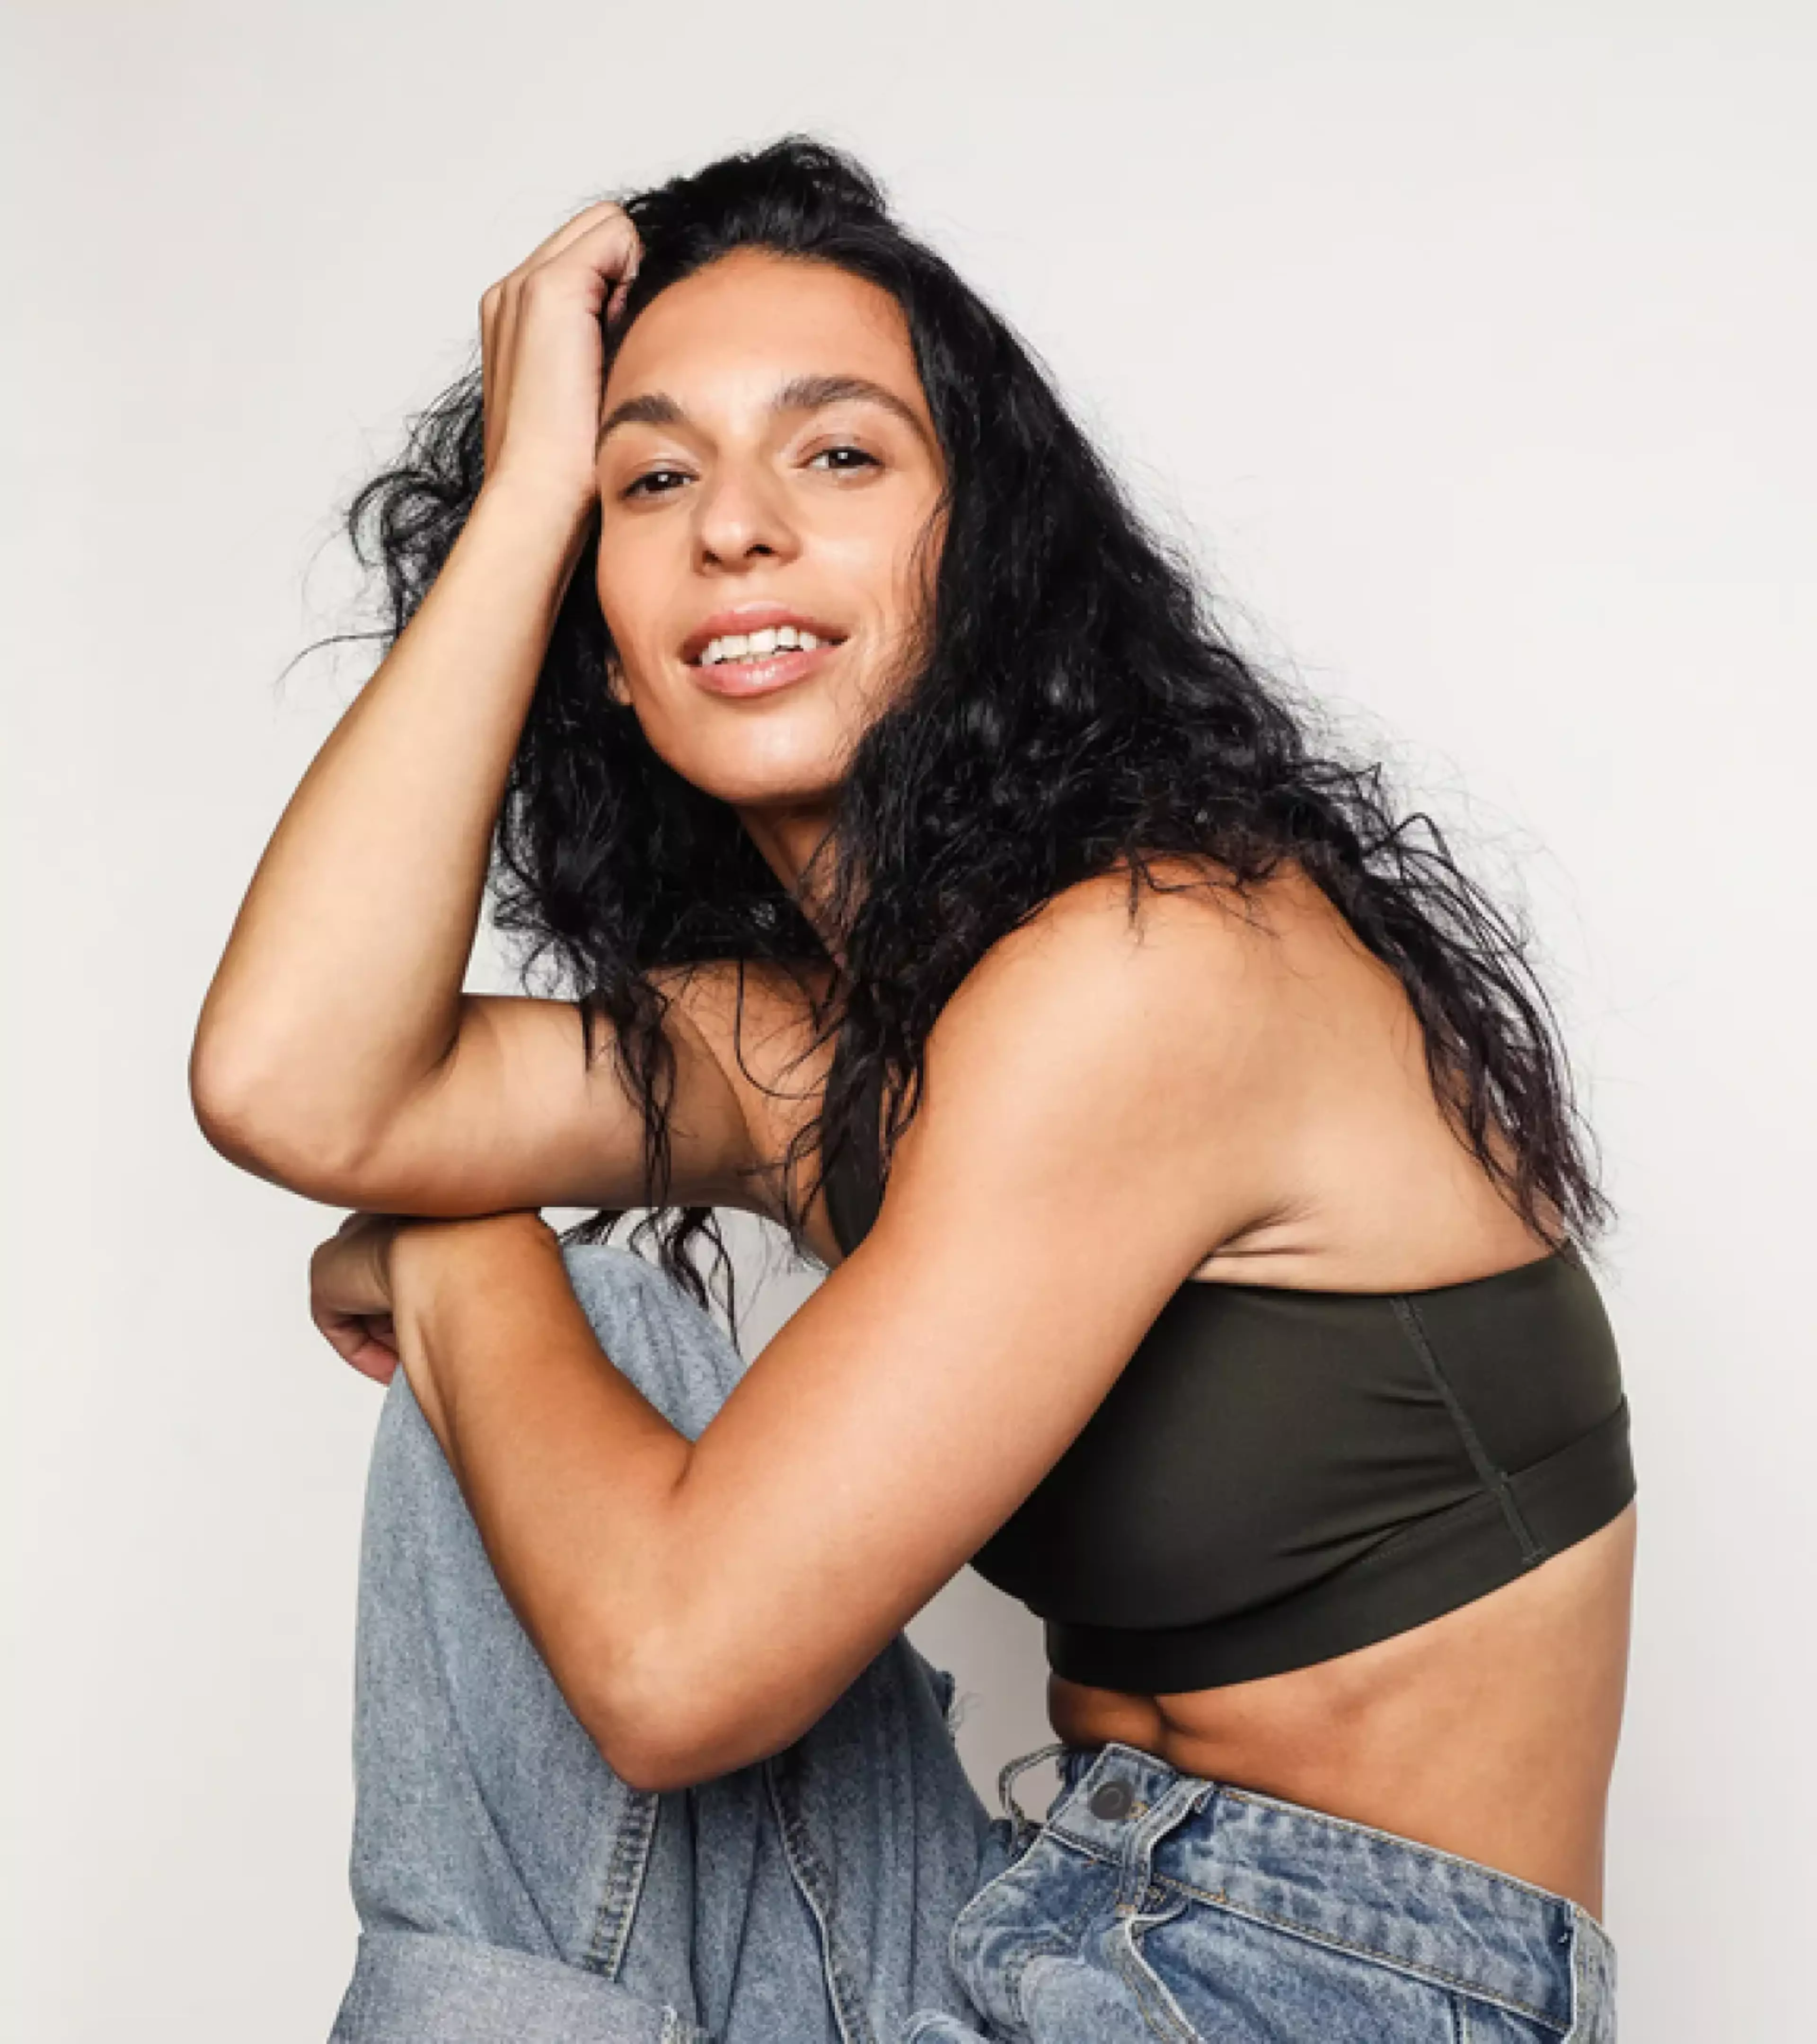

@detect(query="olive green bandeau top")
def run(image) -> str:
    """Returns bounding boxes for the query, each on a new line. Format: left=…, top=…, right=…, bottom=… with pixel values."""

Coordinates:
left=821, top=1035, right=1637, bottom=1692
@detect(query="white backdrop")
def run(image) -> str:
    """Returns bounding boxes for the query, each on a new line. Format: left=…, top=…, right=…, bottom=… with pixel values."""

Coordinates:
left=5, top=4, right=1812, bottom=2037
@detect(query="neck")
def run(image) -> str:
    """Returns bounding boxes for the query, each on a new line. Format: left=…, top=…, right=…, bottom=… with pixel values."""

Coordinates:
left=737, top=802, right=852, bottom=969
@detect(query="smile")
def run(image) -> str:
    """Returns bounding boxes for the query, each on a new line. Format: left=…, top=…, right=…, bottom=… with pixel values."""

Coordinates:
left=688, top=636, right=843, bottom=699
left=681, top=607, right=849, bottom=699
left=698, top=625, right=831, bottom=667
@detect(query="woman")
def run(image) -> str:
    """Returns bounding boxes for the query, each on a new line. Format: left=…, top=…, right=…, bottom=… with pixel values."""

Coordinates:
left=192, top=137, right=1636, bottom=2041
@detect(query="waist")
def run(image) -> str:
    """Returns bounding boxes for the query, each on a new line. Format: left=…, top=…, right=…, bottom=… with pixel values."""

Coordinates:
left=1041, top=1739, right=1617, bottom=2031
left=1046, top=1491, right=1638, bottom=1915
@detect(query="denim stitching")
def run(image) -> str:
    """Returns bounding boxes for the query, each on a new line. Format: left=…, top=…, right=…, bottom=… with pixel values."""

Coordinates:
left=582, top=1784, right=661, bottom=1978
left=997, top=1740, right=1072, bottom=1832
left=1037, top=1823, right=1127, bottom=1871
left=1215, top=1786, right=1597, bottom=1920
left=1147, top=1873, right=1564, bottom=2030
left=1054, top=1787, right=1586, bottom=2022
left=999, top=1886, right=1111, bottom=2032
left=762, top=1755, right=871, bottom=2044
left=1110, top=1895, right=1205, bottom=2044
left=1562, top=1904, right=1593, bottom=2042
left=1560, top=1908, right=1580, bottom=2042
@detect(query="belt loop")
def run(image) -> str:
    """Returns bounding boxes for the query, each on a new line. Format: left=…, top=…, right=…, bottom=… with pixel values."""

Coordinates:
left=1113, top=1772, right=1217, bottom=1915
left=995, top=1740, right=1071, bottom=1844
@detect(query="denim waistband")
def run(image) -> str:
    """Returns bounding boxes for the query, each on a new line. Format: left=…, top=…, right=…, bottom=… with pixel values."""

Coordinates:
left=1036, top=1740, right=1614, bottom=2034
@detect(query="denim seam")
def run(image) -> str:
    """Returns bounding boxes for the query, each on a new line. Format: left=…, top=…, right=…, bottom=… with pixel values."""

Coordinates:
left=1110, top=1894, right=1203, bottom=2044
left=1039, top=1823, right=1129, bottom=1872
left=1390, top=1294, right=1547, bottom=1568
left=1147, top=1873, right=1564, bottom=2031
left=1215, top=1786, right=1594, bottom=1920
left=762, top=1754, right=871, bottom=2044
left=1563, top=1906, right=1588, bottom=2042
left=581, top=1785, right=662, bottom=1979
left=990, top=1885, right=1110, bottom=2036
left=1101, top=1780, right=1225, bottom=2044
left=658, top=2007, right=710, bottom=2044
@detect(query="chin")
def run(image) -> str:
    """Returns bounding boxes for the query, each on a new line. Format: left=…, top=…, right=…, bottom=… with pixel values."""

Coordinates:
left=644, top=711, right=849, bottom=801
left=711, top=766, right=849, bottom=812
left=656, top=741, right=848, bottom=812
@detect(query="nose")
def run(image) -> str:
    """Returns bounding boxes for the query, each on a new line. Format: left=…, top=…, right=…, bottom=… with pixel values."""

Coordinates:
left=692, top=459, right=800, bottom=572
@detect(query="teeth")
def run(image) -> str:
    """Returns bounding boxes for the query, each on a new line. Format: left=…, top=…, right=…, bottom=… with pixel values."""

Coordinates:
left=698, top=627, right=831, bottom=665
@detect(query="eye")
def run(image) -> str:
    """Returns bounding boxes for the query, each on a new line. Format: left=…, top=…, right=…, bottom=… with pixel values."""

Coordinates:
left=807, top=444, right=881, bottom=474
left=621, top=467, right=692, bottom=501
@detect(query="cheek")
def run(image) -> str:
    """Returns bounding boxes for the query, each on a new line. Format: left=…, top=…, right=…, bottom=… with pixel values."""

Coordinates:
left=878, top=504, right=943, bottom=640
left=593, top=546, right=660, bottom=663
left=817, top=501, right=937, bottom=625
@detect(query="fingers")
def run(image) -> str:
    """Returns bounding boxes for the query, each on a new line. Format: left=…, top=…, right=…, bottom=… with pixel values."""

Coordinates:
left=479, top=202, right=642, bottom=475
left=348, top=1343, right=399, bottom=1387
left=314, top=1303, right=400, bottom=1384
left=516, top=197, right=635, bottom=277
left=481, top=202, right=640, bottom=331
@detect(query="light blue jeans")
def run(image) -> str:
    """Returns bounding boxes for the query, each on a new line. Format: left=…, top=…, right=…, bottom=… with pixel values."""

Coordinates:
left=327, top=1244, right=1618, bottom=2043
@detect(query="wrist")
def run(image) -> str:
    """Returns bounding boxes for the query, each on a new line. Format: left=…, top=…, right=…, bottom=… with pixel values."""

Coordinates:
left=473, top=471, right=598, bottom=552
left=391, top=1212, right=560, bottom=1345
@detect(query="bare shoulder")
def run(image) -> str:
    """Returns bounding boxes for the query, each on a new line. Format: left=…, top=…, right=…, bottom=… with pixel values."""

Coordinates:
left=950, top=852, right=1343, bottom=1044
left=897, top=852, right=1427, bottom=1269
left=875, top=856, right=1320, bottom=1245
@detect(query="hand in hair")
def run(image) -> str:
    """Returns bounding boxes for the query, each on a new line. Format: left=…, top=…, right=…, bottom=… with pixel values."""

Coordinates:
left=477, top=198, right=643, bottom=517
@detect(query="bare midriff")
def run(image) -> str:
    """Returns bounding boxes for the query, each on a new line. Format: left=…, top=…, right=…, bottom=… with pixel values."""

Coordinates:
left=1045, top=1496, right=1637, bottom=1922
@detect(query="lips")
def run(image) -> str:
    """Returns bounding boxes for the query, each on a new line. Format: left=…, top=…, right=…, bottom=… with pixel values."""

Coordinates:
left=679, top=605, right=848, bottom=668
left=688, top=635, right=844, bottom=700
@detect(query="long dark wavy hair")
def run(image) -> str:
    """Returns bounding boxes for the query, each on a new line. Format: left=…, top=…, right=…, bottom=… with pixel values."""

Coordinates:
left=301, top=134, right=1613, bottom=1340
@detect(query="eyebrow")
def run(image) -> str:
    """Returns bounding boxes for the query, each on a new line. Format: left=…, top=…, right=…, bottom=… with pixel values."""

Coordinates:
left=595, top=372, right=930, bottom=454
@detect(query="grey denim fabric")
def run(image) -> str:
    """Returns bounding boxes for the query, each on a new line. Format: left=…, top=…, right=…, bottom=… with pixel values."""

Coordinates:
left=327, top=1241, right=1619, bottom=2043
left=328, top=1242, right=996, bottom=2044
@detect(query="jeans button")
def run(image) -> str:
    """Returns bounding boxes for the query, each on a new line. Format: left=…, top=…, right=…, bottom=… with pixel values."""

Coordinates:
left=1088, top=1780, right=1134, bottom=1820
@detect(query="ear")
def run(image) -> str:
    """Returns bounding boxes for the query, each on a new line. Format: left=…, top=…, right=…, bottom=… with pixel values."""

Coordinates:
left=605, top=652, right=633, bottom=709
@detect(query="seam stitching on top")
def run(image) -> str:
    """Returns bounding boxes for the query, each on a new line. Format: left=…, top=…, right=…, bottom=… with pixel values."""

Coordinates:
left=1389, top=1294, right=1547, bottom=1568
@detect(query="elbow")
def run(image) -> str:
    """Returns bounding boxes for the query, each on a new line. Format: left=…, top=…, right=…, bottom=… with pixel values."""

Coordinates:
left=582, top=1655, right=714, bottom=1794
left=188, top=1045, right=284, bottom=1176
left=188, top=1047, right=371, bottom=1203
left=591, top=1722, right=701, bottom=1797
left=582, top=1636, right=784, bottom=1795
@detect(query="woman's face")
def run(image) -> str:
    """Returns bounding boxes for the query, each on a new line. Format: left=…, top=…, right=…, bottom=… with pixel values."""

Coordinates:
left=593, top=247, right=946, bottom=858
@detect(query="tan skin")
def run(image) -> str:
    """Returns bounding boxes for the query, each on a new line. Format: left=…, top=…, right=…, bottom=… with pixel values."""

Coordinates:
left=196, top=207, right=1633, bottom=1936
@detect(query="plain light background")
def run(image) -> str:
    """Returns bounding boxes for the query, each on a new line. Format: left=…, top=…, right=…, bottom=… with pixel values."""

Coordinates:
left=5, top=3, right=1812, bottom=2037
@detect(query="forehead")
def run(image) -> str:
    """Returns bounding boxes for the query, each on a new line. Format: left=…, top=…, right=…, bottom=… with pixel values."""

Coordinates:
left=602, top=248, right=925, bottom=418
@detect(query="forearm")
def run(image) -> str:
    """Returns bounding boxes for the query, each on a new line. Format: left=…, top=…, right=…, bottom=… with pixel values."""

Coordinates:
left=392, top=1220, right=696, bottom=1765
left=191, top=480, right=592, bottom=1166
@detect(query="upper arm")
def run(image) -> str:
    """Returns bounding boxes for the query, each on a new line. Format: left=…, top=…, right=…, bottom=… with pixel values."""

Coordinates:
left=617, top=873, right=1288, bottom=1783
left=220, top=960, right=816, bottom=1219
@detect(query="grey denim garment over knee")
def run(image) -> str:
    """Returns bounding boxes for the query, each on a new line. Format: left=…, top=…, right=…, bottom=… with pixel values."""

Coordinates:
left=328, top=1242, right=998, bottom=2044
